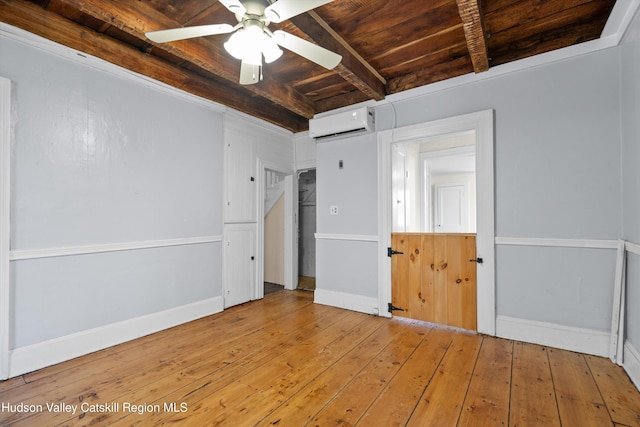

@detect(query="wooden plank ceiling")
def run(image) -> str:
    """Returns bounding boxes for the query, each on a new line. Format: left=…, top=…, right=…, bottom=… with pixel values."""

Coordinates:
left=0, top=0, right=616, bottom=132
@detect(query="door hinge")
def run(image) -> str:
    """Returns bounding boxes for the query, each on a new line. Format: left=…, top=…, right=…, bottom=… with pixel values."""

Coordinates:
left=387, top=247, right=404, bottom=257
left=388, top=303, right=405, bottom=313
left=469, top=257, right=483, bottom=264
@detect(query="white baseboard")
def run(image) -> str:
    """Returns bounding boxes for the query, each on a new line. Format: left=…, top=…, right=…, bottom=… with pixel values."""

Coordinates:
left=314, top=289, right=379, bottom=316
left=8, top=296, right=223, bottom=378
left=496, top=315, right=610, bottom=357
left=624, top=340, right=640, bottom=390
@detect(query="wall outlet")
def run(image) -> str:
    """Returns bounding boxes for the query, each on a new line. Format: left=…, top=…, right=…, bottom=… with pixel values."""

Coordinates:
left=330, top=205, right=339, bottom=215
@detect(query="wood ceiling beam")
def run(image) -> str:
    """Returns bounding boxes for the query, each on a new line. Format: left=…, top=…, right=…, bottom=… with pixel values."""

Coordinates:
left=0, top=0, right=307, bottom=131
left=48, top=0, right=316, bottom=119
left=288, top=12, right=387, bottom=102
left=456, top=0, right=489, bottom=73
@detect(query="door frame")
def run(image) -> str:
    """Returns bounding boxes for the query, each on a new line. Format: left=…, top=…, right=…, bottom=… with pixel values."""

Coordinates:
left=0, top=77, right=10, bottom=379
left=377, top=109, right=496, bottom=335
left=257, top=159, right=296, bottom=299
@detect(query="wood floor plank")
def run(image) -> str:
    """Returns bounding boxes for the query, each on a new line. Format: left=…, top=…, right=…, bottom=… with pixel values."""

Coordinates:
left=104, top=310, right=369, bottom=426
left=308, top=320, right=427, bottom=426
left=8, top=292, right=326, bottom=426
left=255, top=318, right=418, bottom=426
left=406, top=332, right=483, bottom=426
left=161, top=313, right=385, bottom=426
left=357, top=326, right=454, bottom=427
left=22, top=290, right=313, bottom=386
left=509, top=342, right=560, bottom=427
left=0, top=376, right=26, bottom=393
left=57, top=299, right=353, bottom=426
left=548, top=348, right=612, bottom=427
left=2, top=290, right=640, bottom=427
left=458, top=337, right=512, bottom=426
left=586, top=354, right=640, bottom=427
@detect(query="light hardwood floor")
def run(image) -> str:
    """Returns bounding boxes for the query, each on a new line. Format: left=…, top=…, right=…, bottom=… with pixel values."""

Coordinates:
left=1, top=290, right=639, bottom=426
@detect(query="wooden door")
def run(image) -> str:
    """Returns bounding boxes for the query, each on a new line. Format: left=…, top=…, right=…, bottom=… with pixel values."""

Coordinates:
left=391, top=233, right=477, bottom=330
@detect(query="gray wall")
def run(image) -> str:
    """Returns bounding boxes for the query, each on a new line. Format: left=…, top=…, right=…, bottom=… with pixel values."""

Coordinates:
left=621, top=9, right=640, bottom=351
left=316, top=133, right=378, bottom=298
left=2, top=35, right=223, bottom=348
left=316, top=47, right=622, bottom=331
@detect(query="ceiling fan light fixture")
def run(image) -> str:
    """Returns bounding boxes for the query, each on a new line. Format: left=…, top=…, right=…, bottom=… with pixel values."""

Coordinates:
left=223, top=29, right=248, bottom=60
left=225, top=20, right=282, bottom=65
left=244, top=45, right=263, bottom=66
left=153, top=0, right=342, bottom=84
left=262, top=36, right=283, bottom=63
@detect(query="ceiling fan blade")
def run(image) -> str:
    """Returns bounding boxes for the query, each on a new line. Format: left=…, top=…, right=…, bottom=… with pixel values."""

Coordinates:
left=146, top=24, right=234, bottom=43
left=219, top=0, right=246, bottom=16
left=264, top=0, right=334, bottom=23
left=272, top=30, right=341, bottom=69
left=239, top=60, right=261, bottom=85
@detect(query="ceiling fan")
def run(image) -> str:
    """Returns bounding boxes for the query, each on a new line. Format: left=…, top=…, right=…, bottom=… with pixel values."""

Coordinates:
left=145, top=0, right=342, bottom=85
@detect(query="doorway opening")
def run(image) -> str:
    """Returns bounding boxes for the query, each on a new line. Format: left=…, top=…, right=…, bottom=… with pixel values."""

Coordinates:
left=378, top=110, right=495, bottom=335
left=263, top=169, right=286, bottom=295
left=392, top=132, right=476, bottom=234
left=256, top=160, right=295, bottom=300
left=297, top=169, right=316, bottom=292
left=390, top=133, right=478, bottom=330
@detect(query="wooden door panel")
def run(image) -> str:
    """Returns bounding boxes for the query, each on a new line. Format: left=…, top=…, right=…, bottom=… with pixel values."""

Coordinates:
left=445, top=235, right=477, bottom=329
left=433, top=234, right=449, bottom=325
left=391, top=233, right=477, bottom=331
left=420, top=234, right=435, bottom=323
left=406, top=233, right=424, bottom=320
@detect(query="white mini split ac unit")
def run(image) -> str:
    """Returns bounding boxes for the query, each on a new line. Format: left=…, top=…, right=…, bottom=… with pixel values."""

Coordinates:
left=309, top=106, right=375, bottom=141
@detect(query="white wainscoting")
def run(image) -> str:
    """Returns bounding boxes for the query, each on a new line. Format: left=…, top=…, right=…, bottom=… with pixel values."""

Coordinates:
left=496, top=315, right=610, bottom=357
left=9, top=295, right=224, bottom=378
left=314, top=289, right=379, bottom=316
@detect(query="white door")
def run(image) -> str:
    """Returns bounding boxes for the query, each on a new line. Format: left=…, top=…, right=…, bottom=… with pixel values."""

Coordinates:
left=434, top=183, right=467, bottom=232
left=223, top=223, right=256, bottom=308
left=224, top=130, right=256, bottom=223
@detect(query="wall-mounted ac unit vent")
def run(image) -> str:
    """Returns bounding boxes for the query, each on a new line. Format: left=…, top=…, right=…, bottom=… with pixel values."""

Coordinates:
left=309, top=107, right=375, bottom=141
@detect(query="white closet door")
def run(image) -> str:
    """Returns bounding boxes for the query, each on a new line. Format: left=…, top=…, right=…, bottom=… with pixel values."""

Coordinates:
left=223, top=223, right=256, bottom=308
left=224, top=131, right=256, bottom=223
left=434, top=183, right=467, bottom=233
